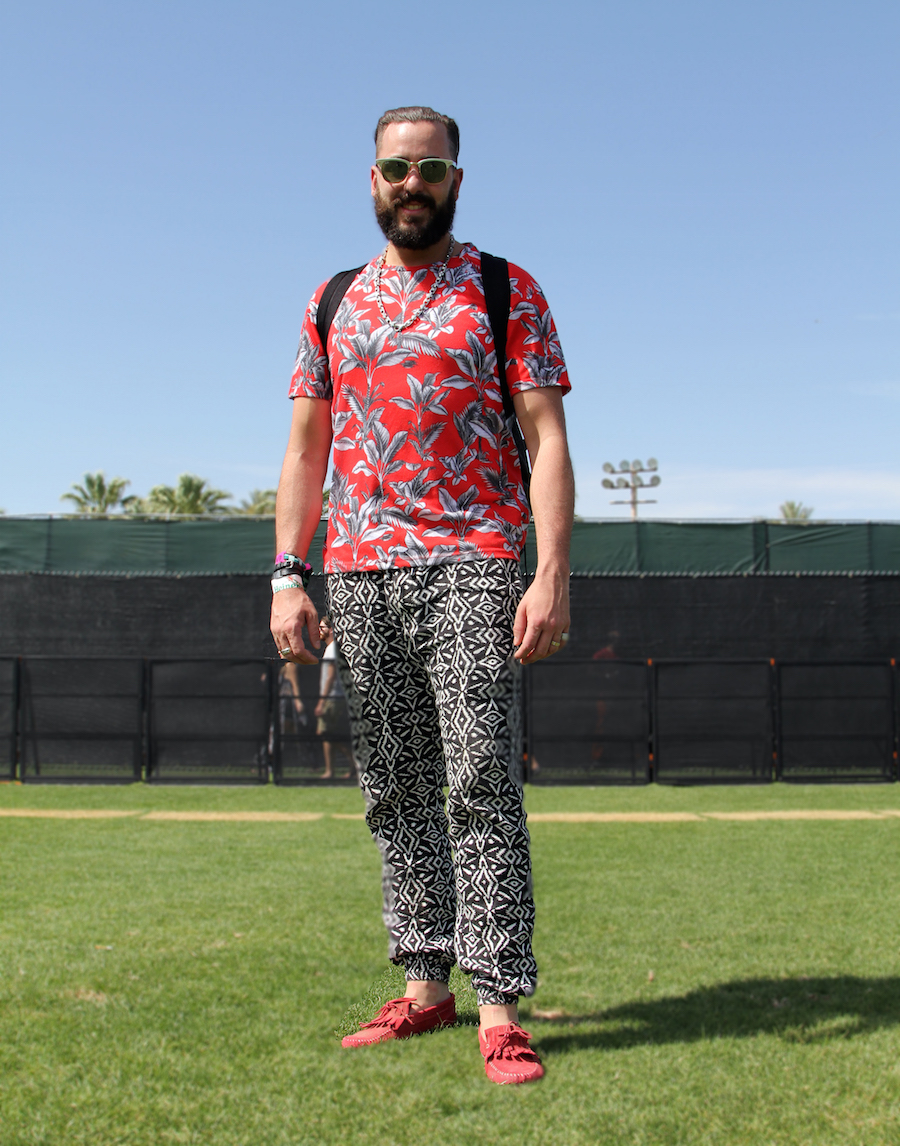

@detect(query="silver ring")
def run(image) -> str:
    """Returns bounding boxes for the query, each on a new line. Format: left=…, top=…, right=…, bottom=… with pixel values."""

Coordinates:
left=560, top=632, right=570, bottom=643
left=279, top=647, right=291, bottom=656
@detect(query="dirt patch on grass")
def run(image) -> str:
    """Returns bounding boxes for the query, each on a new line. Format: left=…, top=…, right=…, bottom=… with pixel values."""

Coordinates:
left=66, top=989, right=109, bottom=1006
left=704, top=810, right=887, bottom=821
left=528, top=812, right=703, bottom=823
left=140, top=811, right=325, bottom=822
left=0, top=809, right=141, bottom=819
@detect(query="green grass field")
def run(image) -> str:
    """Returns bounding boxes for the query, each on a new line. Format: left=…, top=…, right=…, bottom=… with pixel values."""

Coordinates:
left=2, top=781, right=900, bottom=1144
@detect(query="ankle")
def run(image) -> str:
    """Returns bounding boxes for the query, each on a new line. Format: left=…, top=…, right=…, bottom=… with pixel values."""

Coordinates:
left=405, top=980, right=452, bottom=1011
left=479, top=1003, right=519, bottom=1030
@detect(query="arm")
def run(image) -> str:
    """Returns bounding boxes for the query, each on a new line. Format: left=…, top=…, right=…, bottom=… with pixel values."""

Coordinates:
left=511, top=386, right=574, bottom=664
left=270, top=396, right=333, bottom=665
left=315, top=664, right=336, bottom=716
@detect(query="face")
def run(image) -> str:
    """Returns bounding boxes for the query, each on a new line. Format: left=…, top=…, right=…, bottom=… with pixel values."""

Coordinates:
left=319, top=618, right=334, bottom=641
left=371, top=121, right=463, bottom=251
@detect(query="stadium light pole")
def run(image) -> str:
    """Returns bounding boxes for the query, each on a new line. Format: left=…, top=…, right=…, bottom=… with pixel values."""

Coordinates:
left=601, top=458, right=661, bottom=520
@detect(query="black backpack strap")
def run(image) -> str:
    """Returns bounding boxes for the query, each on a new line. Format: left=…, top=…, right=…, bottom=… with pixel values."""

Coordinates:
left=480, top=251, right=532, bottom=506
left=315, top=266, right=364, bottom=351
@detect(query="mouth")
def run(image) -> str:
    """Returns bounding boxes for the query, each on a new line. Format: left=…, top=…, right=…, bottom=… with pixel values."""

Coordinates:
left=397, top=195, right=434, bottom=213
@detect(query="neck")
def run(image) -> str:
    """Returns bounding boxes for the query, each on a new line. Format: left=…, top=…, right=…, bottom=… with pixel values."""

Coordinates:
left=383, top=234, right=455, bottom=268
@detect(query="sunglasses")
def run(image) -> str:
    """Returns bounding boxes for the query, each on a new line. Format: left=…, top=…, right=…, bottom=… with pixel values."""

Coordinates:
left=375, top=157, right=455, bottom=184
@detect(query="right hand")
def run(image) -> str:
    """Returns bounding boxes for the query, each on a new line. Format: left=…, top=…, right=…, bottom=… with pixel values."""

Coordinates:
left=271, top=587, right=321, bottom=665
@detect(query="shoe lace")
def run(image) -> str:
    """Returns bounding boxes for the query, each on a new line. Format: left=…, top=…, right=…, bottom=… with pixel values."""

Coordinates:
left=361, top=997, right=416, bottom=1032
left=486, top=1026, right=539, bottom=1063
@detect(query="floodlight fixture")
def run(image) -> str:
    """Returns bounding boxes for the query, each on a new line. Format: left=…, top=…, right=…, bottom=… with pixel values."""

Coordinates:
left=600, top=456, right=663, bottom=519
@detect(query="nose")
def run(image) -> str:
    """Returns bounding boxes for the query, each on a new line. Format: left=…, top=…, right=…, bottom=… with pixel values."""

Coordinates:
left=402, top=162, right=427, bottom=191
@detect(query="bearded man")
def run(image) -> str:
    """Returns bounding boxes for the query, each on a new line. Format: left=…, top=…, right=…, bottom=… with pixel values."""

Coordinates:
left=271, top=106, right=574, bottom=1085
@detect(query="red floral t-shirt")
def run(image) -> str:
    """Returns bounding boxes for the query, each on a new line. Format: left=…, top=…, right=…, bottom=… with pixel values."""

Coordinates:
left=289, top=242, right=570, bottom=573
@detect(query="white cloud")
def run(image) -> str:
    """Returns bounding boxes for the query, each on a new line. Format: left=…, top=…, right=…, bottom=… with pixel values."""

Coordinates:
left=575, top=464, right=900, bottom=521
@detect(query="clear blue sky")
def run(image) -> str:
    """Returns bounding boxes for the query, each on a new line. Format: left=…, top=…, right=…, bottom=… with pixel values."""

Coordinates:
left=2, top=0, right=898, bottom=519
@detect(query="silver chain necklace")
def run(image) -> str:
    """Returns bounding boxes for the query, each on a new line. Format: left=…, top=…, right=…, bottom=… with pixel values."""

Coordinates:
left=375, top=235, right=455, bottom=333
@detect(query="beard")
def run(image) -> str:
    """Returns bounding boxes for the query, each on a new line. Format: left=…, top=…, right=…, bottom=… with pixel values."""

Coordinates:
left=374, top=185, right=457, bottom=251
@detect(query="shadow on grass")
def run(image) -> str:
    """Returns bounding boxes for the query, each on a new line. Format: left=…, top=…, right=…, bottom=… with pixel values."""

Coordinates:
left=528, top=976, right=900, bottom=1056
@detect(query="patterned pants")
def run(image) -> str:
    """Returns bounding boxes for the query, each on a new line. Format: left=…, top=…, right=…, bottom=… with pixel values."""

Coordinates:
left=326, top=558, right=537, bottom=1006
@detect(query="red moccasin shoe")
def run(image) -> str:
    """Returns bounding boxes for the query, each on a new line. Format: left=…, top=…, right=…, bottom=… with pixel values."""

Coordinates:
left=341, top=994, right=456, bottom=1048
left=479, top=1023, right=544, bottom=1084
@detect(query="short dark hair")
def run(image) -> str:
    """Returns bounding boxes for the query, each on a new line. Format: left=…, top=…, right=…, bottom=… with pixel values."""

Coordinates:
left=374, top=106, right=460, bottom=162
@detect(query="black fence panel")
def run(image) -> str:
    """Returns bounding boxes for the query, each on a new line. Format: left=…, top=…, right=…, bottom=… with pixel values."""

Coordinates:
left=148, top=660, right=272, bottom=784
left=4, top=651, right=898, bottom=786
left=777, top=663, right=896, bottom=781
left=654, top=661, right=773, bottom=784
left=527, top=659, right=650, bottom=785
left=273, top=662, right=357, bottom=785
left=18, top=658, right=143, bottom=783
left=0, top=658, right=17, bottom=779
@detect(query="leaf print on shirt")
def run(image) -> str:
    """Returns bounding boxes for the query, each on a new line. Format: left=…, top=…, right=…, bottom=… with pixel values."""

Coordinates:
left=453, top=401, right=500, bottom=459
left=290, top=325, right=329, bottom=398
left=373, top=532, right=458, bottom=569
left=374, top=266, right=440, bottom=329
left=418, top=300, right=468, bottom=338
left=337, top=320, right=411, bottom=382
left=446, top=330, right=501, bottom=404
left=473, top=514, right=526, bottom=557
left=478, top=457, right=520, bottom=508
left=438, top=448, right=470, bottom=486
left=351, top=416, right=409, bottom=491
left=391, top=472, right=444, bottom=514
left=510, top=299, right=563, bottom=356
left=419, top=485, right=491, bottom=547
left=390, top=373, right=450, bottom=461
left=522, top=353, right=568, bottom=388
left=328, top=492, right=394, bottom=569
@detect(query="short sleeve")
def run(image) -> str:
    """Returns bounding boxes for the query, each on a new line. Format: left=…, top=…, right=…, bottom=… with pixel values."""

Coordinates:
left=504, top=264, right=570, bottom=396
left=288, top=283, right=332, bottom=400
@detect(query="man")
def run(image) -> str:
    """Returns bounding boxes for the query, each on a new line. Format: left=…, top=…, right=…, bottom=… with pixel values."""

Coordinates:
left=271, top=106, right=574, bottom=1085
left=314, top=614, right=354, bottom=780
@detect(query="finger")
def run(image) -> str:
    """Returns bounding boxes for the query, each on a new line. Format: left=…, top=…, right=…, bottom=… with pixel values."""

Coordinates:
left=275, top=635, right=317, bottom=666
left=546, top=631, right=567, bottom=657
left=517, top=623, right=551, bottom=664
left=512, top=600, right=527, bottom=648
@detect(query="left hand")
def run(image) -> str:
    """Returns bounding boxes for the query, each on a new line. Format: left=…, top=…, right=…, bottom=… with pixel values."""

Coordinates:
left=513, top=569, right=570, bottom=665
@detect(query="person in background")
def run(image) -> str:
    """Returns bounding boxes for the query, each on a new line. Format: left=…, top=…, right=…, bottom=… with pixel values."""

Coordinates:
left=314, top=614, right=353, bottom=780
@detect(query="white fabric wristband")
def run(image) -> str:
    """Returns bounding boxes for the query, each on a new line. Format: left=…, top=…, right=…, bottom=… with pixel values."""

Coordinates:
left=272, top=576, right=303, bottom=594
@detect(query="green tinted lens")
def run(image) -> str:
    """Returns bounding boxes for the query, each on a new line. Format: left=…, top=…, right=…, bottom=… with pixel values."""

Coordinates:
left=418, top=159, right=451, bottom=183
left=378, top=158, right=411, bottom=182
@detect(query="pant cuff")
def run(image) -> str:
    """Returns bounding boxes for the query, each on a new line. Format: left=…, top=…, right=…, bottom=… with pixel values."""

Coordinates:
left=404, top=954, right=454, bottom=984
left=475, top=989, right=520, bottom=1007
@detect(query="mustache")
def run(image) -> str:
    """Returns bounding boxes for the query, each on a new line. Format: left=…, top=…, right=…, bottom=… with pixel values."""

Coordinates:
left=395, top=192, right=436, bottom=209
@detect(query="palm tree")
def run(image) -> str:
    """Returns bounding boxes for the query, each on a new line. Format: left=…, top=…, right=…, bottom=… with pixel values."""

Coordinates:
left=144, top=474, right=233, bottom=516
left=780, top=500, right=813, bottom=522
left=238, top=489, right=278, bottom=515
left=61, top=473, right=136, bottom=515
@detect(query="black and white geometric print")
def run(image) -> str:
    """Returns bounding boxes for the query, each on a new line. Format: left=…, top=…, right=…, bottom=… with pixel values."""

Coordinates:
left=326, top=557, right=537, bottom=1006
